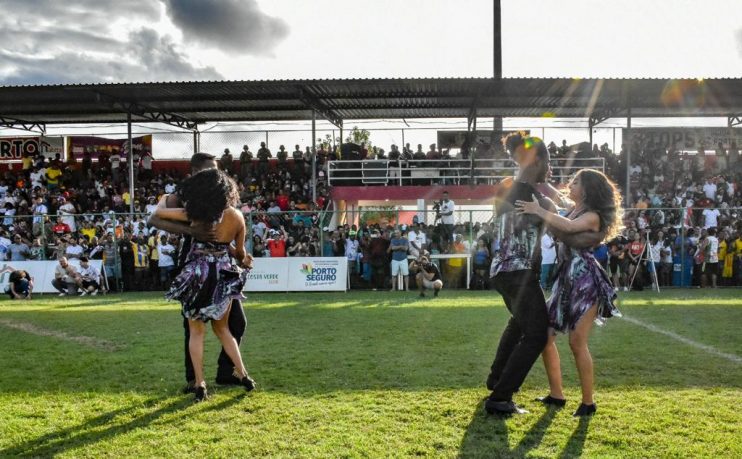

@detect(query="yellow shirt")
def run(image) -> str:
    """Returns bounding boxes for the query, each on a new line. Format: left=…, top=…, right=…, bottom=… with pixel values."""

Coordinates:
left=122, top=192, right=131, bottom=205
left=148, top=236, right=159, bottom=261
left=81, top=227, right=96, bottom=242
left=46, top=167, right=62, bottom=185
left=132, top=243, right=149, bottom=269
left=734, top=239, right=742, bottom=257
left=719, top=240, right=727, bottom=260
left=21, top=157, right=33, bottom=170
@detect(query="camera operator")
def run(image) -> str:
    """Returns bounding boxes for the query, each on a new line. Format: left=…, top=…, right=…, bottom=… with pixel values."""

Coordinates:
left=439, top=191, right=455, bottom=247
left=410, top=254, right=443, bottom=297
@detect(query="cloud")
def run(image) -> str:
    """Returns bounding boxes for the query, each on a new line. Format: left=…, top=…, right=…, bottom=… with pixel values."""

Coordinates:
left=162, top=0, right=289, bottom=55
left=0, top=1, right=222, bottom=85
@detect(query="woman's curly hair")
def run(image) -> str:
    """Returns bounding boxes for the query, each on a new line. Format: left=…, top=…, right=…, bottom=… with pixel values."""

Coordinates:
left=180, top=168, right=239, bottom=223
left=570, top=169, right=624, bottom=241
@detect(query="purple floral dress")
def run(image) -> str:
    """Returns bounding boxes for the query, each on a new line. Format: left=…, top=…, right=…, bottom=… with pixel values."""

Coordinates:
left=546, top=212, right=621, bottom=333
left=166, top=241, right=247, bottom=322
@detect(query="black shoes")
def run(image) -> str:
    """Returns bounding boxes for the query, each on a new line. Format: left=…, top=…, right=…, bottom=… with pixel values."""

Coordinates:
left=433, top=289, right=439, bottom=297
left=215, top=374, right=242, bottom=386
left=194, top=385, right=208, bottom=402
left=182, top=381, right=196, bottom=394
left=241, top=375, right=256, bottom=392
left=573, top=403, right=597, bottom=417
left=536, top=395, right=567, bottom=407
left=484, top=398, right=529, bottom=415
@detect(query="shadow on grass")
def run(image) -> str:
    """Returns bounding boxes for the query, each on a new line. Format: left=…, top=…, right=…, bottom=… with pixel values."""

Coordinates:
left=0, top=393, right=245, bottom=457
left=559, top=417, right=590, bottom=459
left=458, top=399, right=559, bottom=458
left=1, top=299, right=740, bottom=395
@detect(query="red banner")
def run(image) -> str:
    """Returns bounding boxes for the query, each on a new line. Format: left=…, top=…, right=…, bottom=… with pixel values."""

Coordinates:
left=67, top=135, right=152, bottom=159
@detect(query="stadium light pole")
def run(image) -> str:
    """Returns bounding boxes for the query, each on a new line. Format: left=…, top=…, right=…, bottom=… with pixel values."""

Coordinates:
left=127, top=112, right=135, bottom=215
left=625, top=107, right=632, bottom=207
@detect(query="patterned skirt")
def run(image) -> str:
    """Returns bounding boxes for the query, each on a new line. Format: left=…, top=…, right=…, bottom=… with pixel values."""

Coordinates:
left=546, top=247, right=620, bottom=333
left=166, top=242, right=247, bottom=322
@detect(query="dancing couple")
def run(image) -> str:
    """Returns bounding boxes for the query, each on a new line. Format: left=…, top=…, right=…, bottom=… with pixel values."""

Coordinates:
left=150, top=154, right=255, bottom=402
left=485, top=132, right=622, bottom=417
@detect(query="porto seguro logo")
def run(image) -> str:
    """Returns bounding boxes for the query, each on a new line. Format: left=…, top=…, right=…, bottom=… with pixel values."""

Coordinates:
left=300, top=263, right=337, bottom=282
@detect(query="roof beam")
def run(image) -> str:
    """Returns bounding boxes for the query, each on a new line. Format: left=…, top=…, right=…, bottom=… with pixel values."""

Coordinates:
left=92, top=91, right=198, bottom=131
left=299, top=89, right=343, bottom=128
left=0, top=115, right=46, bottom=134
left=728, top=114, right=742, bottom=127
left=588, top=105, right=625, bottom=127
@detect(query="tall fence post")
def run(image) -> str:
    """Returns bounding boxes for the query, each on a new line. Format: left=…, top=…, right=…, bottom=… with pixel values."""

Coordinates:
left=468, top=210, right=474, bottom=250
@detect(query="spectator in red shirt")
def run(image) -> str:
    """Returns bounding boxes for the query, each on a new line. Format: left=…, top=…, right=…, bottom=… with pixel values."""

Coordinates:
left=266, top=227, right=288, bottom=257
left=276, top=189, right=290, bottom=211
left=52, top=218, right=71, bottom=235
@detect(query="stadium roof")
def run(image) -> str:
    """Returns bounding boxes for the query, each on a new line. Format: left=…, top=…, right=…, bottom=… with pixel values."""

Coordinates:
left=1, top=78, right=741, bottom=131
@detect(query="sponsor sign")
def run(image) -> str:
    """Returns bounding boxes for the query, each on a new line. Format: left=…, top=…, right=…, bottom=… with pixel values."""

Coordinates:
left=0, top=136, right=64, bottom=161
left=287, top=257, right=347, bottom=291
left=0, top=259, right=104, bottom=294
left=244, top=258, right=289, bottom=292
left=622, top=127, right=742, bottom=152
left=67, top=135, right=152, bottom=159
left=243, top=257, right=347, bottom=292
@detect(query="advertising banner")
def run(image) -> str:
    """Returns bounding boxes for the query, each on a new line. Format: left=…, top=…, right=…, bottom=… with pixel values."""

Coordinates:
left=0, top=136, right=65, bottom=161
left=244, top=258, right=289, bottom=292
left=287, top=257, right=347, bottom=292
left=67, top=135, right=152, bottom=159
left=243, top=257, right=347, bottom=292
left=0, top=259, right=104, bottom=294
left=622, top=127, right=742, bottom=152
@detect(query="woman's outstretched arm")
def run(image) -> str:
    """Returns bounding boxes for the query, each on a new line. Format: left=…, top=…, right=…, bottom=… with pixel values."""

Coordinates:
left=516, top=195, right=600, bottom=234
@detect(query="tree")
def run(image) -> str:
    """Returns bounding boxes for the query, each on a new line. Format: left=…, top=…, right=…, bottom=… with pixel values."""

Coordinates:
left=344, top=126, right=372, bottom=147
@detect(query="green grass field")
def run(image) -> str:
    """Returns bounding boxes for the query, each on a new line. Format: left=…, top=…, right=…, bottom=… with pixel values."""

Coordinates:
left=0, top=289, right=740, bottom=458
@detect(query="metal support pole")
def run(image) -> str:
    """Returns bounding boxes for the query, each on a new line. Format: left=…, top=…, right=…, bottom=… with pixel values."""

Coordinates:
left=311, top=111, right=317, bottom=204
left=625, top=108, right=632, bottom=207
left=127, top=113, right=135, bottom=214
left=493, top=0, right=503, bottom=136
left=193, top=129, right=199, bottom=154
left=589, top=125, right=594, bottom=148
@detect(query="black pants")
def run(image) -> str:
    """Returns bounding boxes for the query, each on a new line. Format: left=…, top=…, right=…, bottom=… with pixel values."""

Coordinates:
left=183, top=300, right=247, bottom=383
left=488, top=270, right=549, bottom=401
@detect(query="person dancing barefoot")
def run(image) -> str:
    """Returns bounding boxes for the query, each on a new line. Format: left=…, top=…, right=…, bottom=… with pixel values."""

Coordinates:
left=156, top=168, right=255, bottom=402
left=515, top=169, right=622, bottom=417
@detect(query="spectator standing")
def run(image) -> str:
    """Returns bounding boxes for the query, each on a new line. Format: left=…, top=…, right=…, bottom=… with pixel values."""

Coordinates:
left=439, top=191, right=456, bottom=245
left=388, top=229, right=410, bottom=291
left=702, top=207, right=720, bottom=229
left=239, top=145, right=253, bottom=179
left=65, top=238, right=84, bottom=259
left=540, top=233, right=556, bottom=290
left=157, top=235, right=176, bottom=288
left=110, top=150, right=121, bottom=183
left=7, top=234, right=29, bottom=261
left=257, top=142, right=272, bottom=176
left=132, top=235, right=150, bottom=290
left=220, top=148, right=234, bottom=174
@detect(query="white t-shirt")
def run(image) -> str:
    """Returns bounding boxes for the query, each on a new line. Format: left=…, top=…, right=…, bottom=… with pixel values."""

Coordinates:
left=158, top=244, right=175, bottom=267
left=344, top=239, right=359, bottom=260
left=165, top=183, right=176, bottom=194
left=145, top=204, right=158, bottom=214
left=660, top=245, right=673, bottom=263
left=65, top=244, right=84, bottom=258
left=706, top=236, right=719, bottom=263
left=79, top=264, right=100, bottom=280
left=30, top=171, right=44, bottom=188
left=650, top=242, right=663, bottom=263
left=702, top=208, right=720, bottom=229
left=703, top=182, right=717, bottom=200
left=110, top=154, right=121, bottom=169
left=33, top=204, right=48, bottom=224
left=0, top=185, right=8, bottom=198
left=440, top=200, right=455, bottom=225
left=541, top=233, right=557, bottom=265
left=59, top=202, right=76, bottom=231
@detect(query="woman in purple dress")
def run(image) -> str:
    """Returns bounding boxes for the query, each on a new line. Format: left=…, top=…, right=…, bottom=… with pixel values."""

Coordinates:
left=516, top=169, right=622, bottom=417
left=156, top=169, right=255, bottom=402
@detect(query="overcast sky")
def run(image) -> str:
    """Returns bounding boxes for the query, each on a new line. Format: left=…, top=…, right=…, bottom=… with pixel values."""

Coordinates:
left=1, top=0, right=741, bottom=85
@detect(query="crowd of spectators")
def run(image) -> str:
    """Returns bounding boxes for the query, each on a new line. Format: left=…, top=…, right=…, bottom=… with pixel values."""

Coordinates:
left=1, top=136, right=741, bottom=295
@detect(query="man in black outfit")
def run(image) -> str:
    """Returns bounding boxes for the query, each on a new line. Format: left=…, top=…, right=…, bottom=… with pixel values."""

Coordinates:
left=148, top=152, right=248, bottom=392
left=485, top=133, right=603, bottom=415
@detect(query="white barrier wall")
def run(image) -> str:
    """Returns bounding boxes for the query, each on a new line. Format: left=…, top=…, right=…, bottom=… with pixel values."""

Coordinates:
left=245, top=257, right=347, bottom=292
left=0, top=259, right=104, bottom=293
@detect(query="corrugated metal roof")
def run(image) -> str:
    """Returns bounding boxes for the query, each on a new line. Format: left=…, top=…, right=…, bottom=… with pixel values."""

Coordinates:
left=0, top=78, right=740, bottom=126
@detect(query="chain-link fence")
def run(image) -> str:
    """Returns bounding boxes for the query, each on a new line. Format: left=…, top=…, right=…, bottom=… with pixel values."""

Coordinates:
left=3, top=204, right=738, bottom=292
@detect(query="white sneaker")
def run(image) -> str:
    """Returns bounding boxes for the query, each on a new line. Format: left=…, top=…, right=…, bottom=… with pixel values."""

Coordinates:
left=79, top=291, right=87, bottom=296
left=623, top=287, right=629, bottom=292
left=58, top=293, right=66, bottom=297
left=91, top=291, right=98, bottom=296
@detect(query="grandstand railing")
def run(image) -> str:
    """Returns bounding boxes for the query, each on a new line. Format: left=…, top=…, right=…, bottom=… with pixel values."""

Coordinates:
left=326, top=157, right=605, bottom=186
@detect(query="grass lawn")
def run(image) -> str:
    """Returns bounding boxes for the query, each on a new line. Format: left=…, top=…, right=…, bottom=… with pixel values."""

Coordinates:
left=0, top=289, right=740, bottom=458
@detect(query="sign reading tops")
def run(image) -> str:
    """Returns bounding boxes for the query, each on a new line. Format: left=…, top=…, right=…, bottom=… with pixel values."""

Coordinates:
left=0, top=136, right=64, bottom=160
left=244, top=257, right=347, bottom=292
left=623, top=127, right=742, bottom=152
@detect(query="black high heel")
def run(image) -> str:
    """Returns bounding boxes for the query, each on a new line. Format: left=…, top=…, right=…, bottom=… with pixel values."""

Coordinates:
left=536, top=395, right=567, bottom=407
left=573, top=403, right=596, bottom=417
left=240, top=375, right=256, bottom=392
left=194, top=385, right=208, bottom=402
